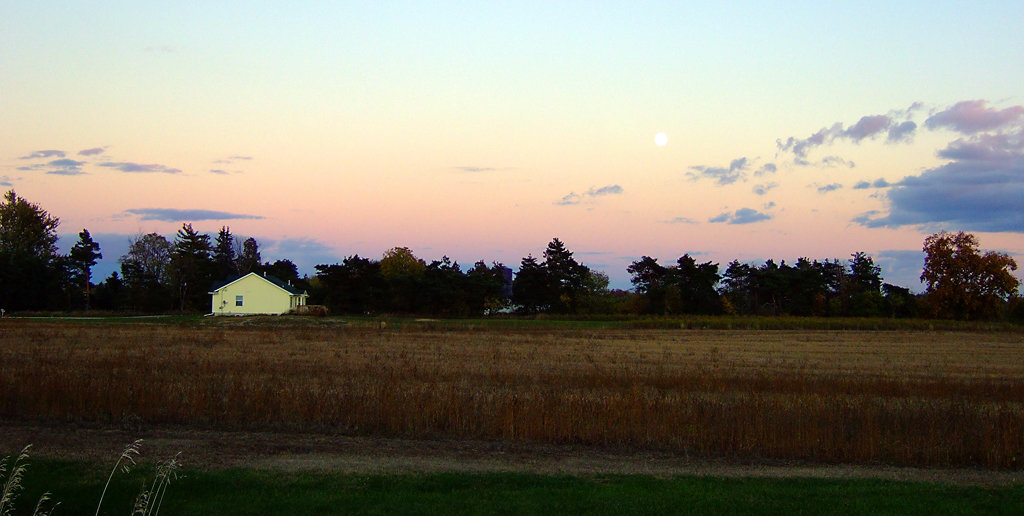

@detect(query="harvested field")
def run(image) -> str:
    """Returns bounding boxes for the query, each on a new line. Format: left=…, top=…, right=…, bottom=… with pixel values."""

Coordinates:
left=1, top=319, right=1022, bottom=469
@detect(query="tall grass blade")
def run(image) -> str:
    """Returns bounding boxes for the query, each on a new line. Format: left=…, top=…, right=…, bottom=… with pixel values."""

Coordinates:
left=0, top=445, right=31, bottom=516
left=96, top=439, right=143, bottom=516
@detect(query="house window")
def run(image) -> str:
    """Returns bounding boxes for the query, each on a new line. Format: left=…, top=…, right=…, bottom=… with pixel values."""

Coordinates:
left=235, top=295, right=244, bottom=307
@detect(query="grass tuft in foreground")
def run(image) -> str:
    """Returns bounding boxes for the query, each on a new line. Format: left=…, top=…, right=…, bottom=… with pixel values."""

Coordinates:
left=1, top=442, right=179, bottom=516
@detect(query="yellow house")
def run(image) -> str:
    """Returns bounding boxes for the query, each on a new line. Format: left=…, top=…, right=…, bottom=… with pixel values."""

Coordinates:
left=208, top=272, right=309, bottom=315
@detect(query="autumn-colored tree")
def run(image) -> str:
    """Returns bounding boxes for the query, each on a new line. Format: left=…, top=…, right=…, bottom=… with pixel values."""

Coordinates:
left=380, top=246, right=426, bottom=312
left=379, top=246, right=426, bottom=278
left=921, top=231, right=1019, bottom=320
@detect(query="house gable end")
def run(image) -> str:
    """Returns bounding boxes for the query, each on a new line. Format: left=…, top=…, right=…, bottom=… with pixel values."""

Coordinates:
left=208, top=272, right=305, bottom=296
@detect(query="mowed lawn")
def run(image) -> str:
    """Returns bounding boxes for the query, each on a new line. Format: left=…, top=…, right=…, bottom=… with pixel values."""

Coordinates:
left=7, top=461, right=1024, bottom=515
left=1, top=318, right=1023, bottom=469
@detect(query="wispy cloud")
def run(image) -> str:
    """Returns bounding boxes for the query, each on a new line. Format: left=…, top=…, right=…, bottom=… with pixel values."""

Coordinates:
left=664, top=216, right=697, bottom=224
left=752, top=182, right=778, bottom=196
left=688, top=157, right=750, bottom=185
left=46, top=159, right=87, bottom=175
left=709, top=208, right=772, bottom=225
left=587, top=185, right=622, bottom=196
left=816, top=183, right=843, bottom=194
left=853, top=178, right=892, bottom=190
left=925, top=100, right=1024, bottom=134
left=556, top=192, right=583, bottom=205
left=124, top=208, right=264, bottom=221
left=99, top=162, right=182, bottom=174
left=19, top=150, right=65, bottom=159
left=213, top=155, right=253, bottom=164
left=0, top=176, right=13, bottom=186
left=555, top=184, right=623, bottom=205
left=844, top=115, right=891, bottom=142
left=887, top=121, right=917, bottom=143
left=15, top=158, right=86, bottom=175
left=78, top=147, right=107, bottom=156
left=209, top=155, right=252, bottom=174
left=821, top=156, right=855, bottom=168
left=454, top=166, right=498, bottom=173
left=777, top=103, right=922, bottom=159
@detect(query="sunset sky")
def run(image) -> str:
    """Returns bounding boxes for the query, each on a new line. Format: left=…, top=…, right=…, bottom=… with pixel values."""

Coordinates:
left=3, top=2, right=1023, bottom=291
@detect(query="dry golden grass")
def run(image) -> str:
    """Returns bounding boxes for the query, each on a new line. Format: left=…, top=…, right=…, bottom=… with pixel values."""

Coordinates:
left=1, top=320, right=1022, bottom=468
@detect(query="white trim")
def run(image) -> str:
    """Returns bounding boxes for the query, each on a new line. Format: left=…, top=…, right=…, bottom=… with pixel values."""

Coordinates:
left=207, top=272, right=307, bottom=296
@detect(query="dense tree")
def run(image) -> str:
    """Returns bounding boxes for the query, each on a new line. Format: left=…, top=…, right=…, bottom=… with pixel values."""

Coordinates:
left=262, top=259, right=300, bottom=285
left=68, top=229, right=102, bottom=309
left=169, top=223, right=215, bottom=311
left=577, top=269, right=617, bottom=313
left=92, top=272, right=125, bottom=311
left=542, top=238, right=590, bottom=313
left=628, top=255, right=719, bottom=314
left=720, top=260, right=755, bottom=314
left=921, top=231, right=1019, bottom=320
left=418, top=256, right=467, bottom=316
left=881, top=283, right=919, bottom=318
left=627, top=256, right=669, bottom=314
left=379, top=247, right=427, bottom=278
left=512, top=255, right=549, bottom=313
left=667, top=254, right=721, bottom=314
left=235, top=237, right=262, bottom=275
left=0, top=190, right=61, bottom=311
left=466, top=261, right=513, bottom=314
left=380, top=246, right=426, bottom=313
left=715, top=255, right=889, bottom=317
left=844, top=252, right=883, bottom=316
left=314, top=255, right=384, bottom=314
left=213, top=226, right=238, bottom=280
left=120, top=233, right=172, bottom=311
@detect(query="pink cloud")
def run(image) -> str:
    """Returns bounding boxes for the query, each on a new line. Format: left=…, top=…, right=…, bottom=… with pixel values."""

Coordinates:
left=925, top=100, right=1024, bottom=134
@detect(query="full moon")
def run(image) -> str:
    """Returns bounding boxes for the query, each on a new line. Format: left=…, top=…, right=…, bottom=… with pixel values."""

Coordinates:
left=655, top=132, right=668, bottom=146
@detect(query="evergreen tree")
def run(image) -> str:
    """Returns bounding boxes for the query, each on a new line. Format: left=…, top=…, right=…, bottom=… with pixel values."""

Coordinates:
left=169, top=223, right=215, bottom=311
left=512, top=254, right=549, bottom=314
left=627, top=256, right=668, bottom=314
left=668, top=254, right=721, bottom=314
left=69, top=229, right=102, bottom=310
left=213, top=226, right=237, bottom=280
left=542, top=238, right=589, bottom=313
left=845, top=252, right=883, bottom=316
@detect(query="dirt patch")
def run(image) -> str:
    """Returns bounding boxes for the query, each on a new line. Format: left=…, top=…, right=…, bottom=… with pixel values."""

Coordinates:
left=1, top=423, right=1020, bottom=486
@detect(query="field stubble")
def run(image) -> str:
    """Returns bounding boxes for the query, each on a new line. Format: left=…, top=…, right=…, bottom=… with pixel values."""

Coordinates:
left=1, top=320, right=1022, bottom=469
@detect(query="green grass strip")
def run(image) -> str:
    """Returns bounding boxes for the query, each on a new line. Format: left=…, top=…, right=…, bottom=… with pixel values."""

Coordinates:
left=10, top=460, right=1024, bottom=515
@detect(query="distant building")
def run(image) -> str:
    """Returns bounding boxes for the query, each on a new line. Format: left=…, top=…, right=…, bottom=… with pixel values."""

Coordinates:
left=208, top=272, right=308, bottom=315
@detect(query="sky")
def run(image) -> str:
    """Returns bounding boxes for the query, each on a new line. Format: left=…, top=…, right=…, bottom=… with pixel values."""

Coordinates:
left=2, top=1, right=1023, bottom=291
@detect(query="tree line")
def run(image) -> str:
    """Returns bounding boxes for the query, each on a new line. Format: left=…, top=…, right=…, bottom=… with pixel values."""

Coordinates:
left=1, top=190, right=1020, bottom=320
